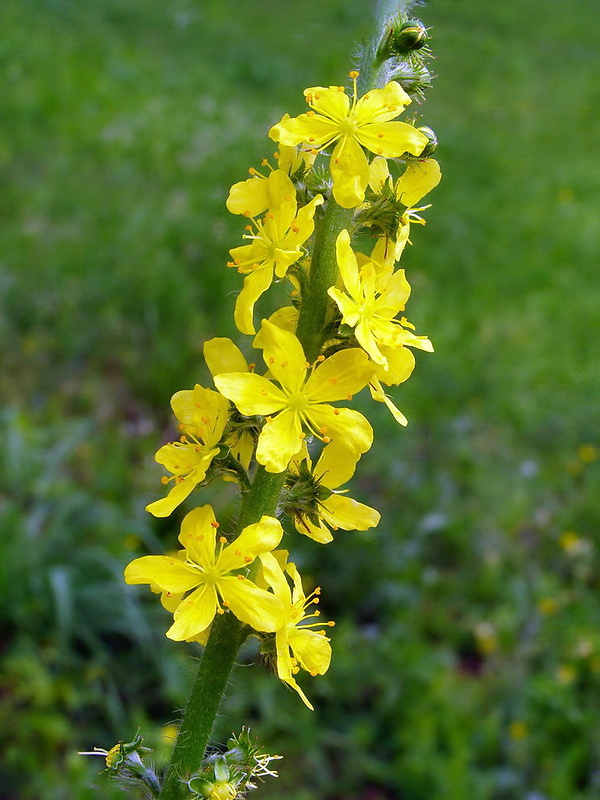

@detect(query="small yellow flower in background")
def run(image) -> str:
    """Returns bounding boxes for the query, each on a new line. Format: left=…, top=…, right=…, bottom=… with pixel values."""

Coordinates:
left=146, top=386, right=230, bottom=518
left=124, top=505, right=285, bottom=640
left=537, top=597, right=558, bottom=615
left=260, top=551, right=333, bottom=710
left=287, top=441, right=380, bottom=543
left=577, top=444, right=598, bottom=464
left=559, top=530, right=591, bottom=556
left=228, top=170, right=323, bottom=334
left=269, top=73, right=428, bottom=208
left=474, top=621, right=498, bottom=655
left=556, top=664, right=577, bottom=685
left=508, top=720, right=528, bottom=741
left=329, top=229, right=433, bottom=367
left=214, top=320, right=375, bottom=473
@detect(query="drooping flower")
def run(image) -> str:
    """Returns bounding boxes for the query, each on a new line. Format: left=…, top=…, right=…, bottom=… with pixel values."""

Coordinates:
left=260, top=551, right=333, bottom=710
left=369, top=156, right=441, bottom=265
left=284, top=441, right=380, bottom=543
left=328, top=230, right=433, bottom=367
left=145, top=385, right=230, bottom=518
left=228, top=170, right=323, bottom=334
left=124, top=505, right=285, bottom=641
left=269, top=73, right=428, bottom=208
left=214, top=320, right=375, bottom=473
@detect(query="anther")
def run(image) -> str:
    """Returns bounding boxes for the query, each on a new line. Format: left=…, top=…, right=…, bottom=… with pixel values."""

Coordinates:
left=304, top=361, right=311, bottom=368
left=316, top=355, right=325, bottom=362
left=248, top=167, right=257, bottom=175
left=306, top=110, right=315, bottom=117
left=211, top=521, right=220, bottom=529
left=346, top=394, right=353, bottom=400
left=348, top=70, right=359, bottom=79
left=219, top=536, right=227, bottom=544
left=322, top=436, right=331, bottom=443
left=217, top=608, right=225, bottom=615
left=281, top=361, right=289, bottom=367
left=333, top=409, right=340, bottom=416
left=161, top=476, right=169, bottom=485
left=248, top=363, right=256, bottom=371
left=269, top=357, right=276, bottom=364
left=237, top=575, right=245, bottom=581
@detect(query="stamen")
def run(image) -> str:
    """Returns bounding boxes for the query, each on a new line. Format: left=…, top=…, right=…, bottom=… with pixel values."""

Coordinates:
left=211, top=521, right=220, bottom=529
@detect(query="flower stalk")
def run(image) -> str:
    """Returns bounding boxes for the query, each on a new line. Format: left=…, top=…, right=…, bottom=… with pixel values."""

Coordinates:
left=94, top=2, right=442, bottom=798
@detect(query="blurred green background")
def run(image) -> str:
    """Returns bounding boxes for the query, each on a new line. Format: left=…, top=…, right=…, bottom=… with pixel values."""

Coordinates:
left=1, top=0, right=599, bottom=798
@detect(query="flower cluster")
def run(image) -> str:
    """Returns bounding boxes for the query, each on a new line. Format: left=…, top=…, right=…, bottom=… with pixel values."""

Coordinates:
left=124, top=67, right=439, bottom=711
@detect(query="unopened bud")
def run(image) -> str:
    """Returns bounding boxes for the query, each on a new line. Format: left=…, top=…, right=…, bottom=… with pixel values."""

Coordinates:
left=416, top=126, right=438, bottom=157
left=391, top=20, right=429, bottom=52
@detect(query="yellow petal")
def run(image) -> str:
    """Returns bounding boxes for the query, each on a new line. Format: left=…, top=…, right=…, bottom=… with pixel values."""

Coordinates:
left=368, top=155, right=391, bottom=192
left=178, top=505, right=218, bottom=567
left=289, top=628, right=332, bottom=675
left=369, top=379, right=409, bottom=426
left=374, top=346, right=415, bottom=386
left=314, top=441, right=360, bottom=488
left=304, top=84, right=350, bottom=121
left=305, top=348, right=374, bottom=401
left=328, top=287, right=360, bottom=328
left=253, top=307, right=298, bottom=348
left=335, top=229, right=361, bottom=299
left=172, top=385, right=230, bottom=446
left=358, top=121, right=428, bottom=158
left=355, top=81, right=411, bottom=123
left=259, top=320, right=307, bottom=393
left=226, top=175, right=270, bottom=217
left=330, top=137, right=370, bottom=208
left=234, top=265, right=275, bottom=335
left=167, top=584, right=217, bottom=641
left=204, top=338, right=248, bottom=377
left=309, top=406, right=373, bottom=455
left=355, top=319, right=387, bottom=366
left=218, top=577, right=285, bottom=632
left=269, top=112, right=339, bottom=149
left=256, top=409, right=304, bottom=473
left=124, top=555, right=199, bottom=594
left=321, top=494, right=380, bottom=531
left=214, top=372, right=286, bottom=416
left=376, top=268, right=411, bottom=317
left=294, top=515, right=333, bottom=544
left=218, top=516, right=283, bottom=573
left=259, top=551, right=292, bottom=605
left=395, top=159, right=442, bottom=208
left=145, top=474, right=200, bottom=518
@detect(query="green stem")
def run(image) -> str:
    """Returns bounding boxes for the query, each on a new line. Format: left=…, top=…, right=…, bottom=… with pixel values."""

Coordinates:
left=295, top=199, right=354, bottom=363
left=158, top=4, right=414, bottom=796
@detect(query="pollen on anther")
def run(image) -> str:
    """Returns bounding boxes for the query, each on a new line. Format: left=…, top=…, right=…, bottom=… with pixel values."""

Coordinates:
left=210, top=521, right=220, bottom=529
left=316, top=355, right=325, bottom=362
left=269, top=357, right=276, bottom=365
left=304, top=361, right=311, bottom=368
left=244, top=556, right=252, bottom=564
left=322, top=436, right=331, bottom=443
left=291, top=226, right=300, bottom=233
left=248, top=167, right=257, bottom=175
left=333, top=409, right=340, bottom=416
left=219, top=536, right=227, bottom=544
left=378, top=133, right=384, bottom=139
left=161, top=476, right=169, bottom=485
left=237, top=575, right=245, bottom=581
left=346, top=394, right=353, bottom=400
left=348, top=70, right=359, bottom=79
left=309, top=137, right=315, bottom=143
left=217, top=608, right=225, bottom=615
left=281, top=361, right=289, bottom=367
left=248, top=363, right=256, bottom=371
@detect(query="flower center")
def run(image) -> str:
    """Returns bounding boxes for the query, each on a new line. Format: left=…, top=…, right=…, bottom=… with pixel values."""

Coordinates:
left=286, top=392, right=310, bottom=414
left=338, top=117, right=358, bottom=137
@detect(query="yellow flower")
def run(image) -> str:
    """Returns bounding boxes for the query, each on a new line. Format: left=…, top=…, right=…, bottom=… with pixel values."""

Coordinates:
left=124, top=505, right=285, bottom=640
left=228, top=170, right=323, bottom=334
left=369, top=156, right=441, bottom=266
left=214, top=320, right=375, bottom=473
left=328, top=230, right=433, bottom=367
left=287, top=442, right=380, bottom=543
left=269, top=74, right=428, bottom=208
left=260, top=551, right=333, bottom=710
left=145, top=385, right=230, bottom=518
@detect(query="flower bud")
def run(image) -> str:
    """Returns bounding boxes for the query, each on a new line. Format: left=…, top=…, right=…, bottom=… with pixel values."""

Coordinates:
left=390, top=20, right=429, bottom=52
left=416, top=126, right=438, bottom=157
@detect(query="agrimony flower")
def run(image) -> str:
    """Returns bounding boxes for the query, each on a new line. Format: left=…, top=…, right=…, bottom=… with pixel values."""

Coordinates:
left=146, top=385, right=230, bottom=518
left=260, top=552, right=333, bottom=710
left=124, top=505, right=285, bottom=640
left=285, top=442, right=380, bottom=543
left=328, top=229, right=433, bottom=367
left=228, top=170, right=323, bottom=334
left=269, top=72, right=428, bottom=208
left=214, top=320, right=375, bottom=473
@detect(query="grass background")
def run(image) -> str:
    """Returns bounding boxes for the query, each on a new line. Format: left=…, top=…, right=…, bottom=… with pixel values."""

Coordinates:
left=1, top=0, right=599, bottom=798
